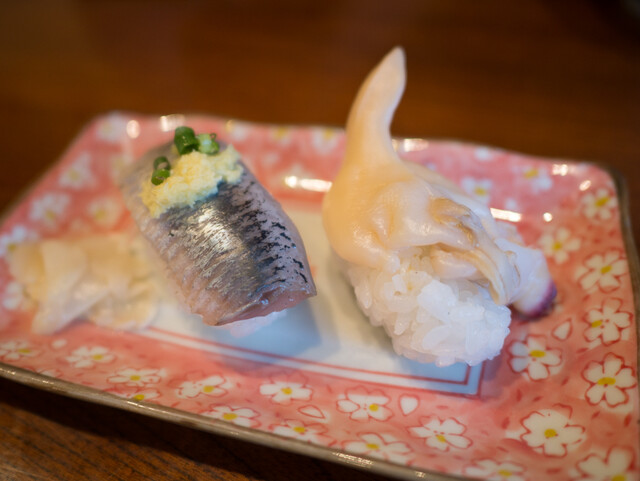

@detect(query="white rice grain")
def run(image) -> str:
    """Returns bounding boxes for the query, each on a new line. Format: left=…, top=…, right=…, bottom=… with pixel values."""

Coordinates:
left=346, top=247, right=511, bottom=367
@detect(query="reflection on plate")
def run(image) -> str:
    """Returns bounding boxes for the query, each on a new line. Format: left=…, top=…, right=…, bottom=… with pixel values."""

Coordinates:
left=0, top=113, right=638, bottom=481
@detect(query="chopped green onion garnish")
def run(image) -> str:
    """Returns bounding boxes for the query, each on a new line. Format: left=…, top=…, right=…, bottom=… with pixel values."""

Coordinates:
left=174, top=126, right=199, bottom=155
left=151, top=156, right=172, bottom=184
left=151, top=168, right=171, bottom=185
left=196, top=133, right=220, bottom=154
left=153, top=156, right=171, bottom=170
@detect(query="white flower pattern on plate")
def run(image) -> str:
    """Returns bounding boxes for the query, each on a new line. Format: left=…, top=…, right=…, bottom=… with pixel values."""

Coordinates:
left=582, top=353, right=636, bottom=408
left=269, top=126, right=292, bottom=145
left=122, top=389, right=160, bottom=402
left=337, top=387, right=392, bottom=422
left=177, top=375, right=229, bottom=399
left=107, top=368, right=164, bottom=387
left=539, top=227, right=581, bottom=264
left=59, top=152, right=94, bottom=189
left=311, top=127, right=340, bottom=154
left=520, top=165, right=552, bottom=192
left=0, top=340, right=39, bottom=361
left=461, top=177, right=492, bottom=203
left=573, top=446, right=635, bottom=481
left=96, top=114, right=128, bottom=143
left=202, top=405, right=259, bottom=428
left=260, top=378, right=312, bottom=405
left=520, top=406, right=584, bottom=457
left=29, top=192, right=70, bottom=228
left=508, top=335, right=562, bottom=381
left=583, top=298, right=631, bottom=346
left=474, top=147, right=494, bottom=162
left=65, top=346, right=115, bottom=369
left=225, top=120, right=250, bottom=141
left=582, top=188, right=618, bottom=221
left=343, top=433, right=412, bottom=463
left=575, top=250, right=627, bottom=293
left=0, top=225, right=38, bottom=258
left=270, top=419, right=333, bottom=446
left=463, top=459, right=526, bottom=481
left=409, top=416, right=472, bottom=451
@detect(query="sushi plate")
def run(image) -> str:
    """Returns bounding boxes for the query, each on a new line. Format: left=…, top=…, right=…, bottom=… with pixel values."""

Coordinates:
left=0, top=112, right=638, bottom=481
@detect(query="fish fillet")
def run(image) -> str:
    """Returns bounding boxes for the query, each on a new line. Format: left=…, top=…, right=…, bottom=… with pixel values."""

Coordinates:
left=120, top=143, right=316, bottom=325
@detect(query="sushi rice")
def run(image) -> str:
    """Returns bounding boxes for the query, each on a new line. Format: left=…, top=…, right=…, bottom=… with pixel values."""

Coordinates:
left=345, top=247, right=511, bottom=367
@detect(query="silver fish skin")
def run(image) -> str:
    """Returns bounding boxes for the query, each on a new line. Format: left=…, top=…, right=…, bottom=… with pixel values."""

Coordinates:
left=119, top=143, right=316, bottom=325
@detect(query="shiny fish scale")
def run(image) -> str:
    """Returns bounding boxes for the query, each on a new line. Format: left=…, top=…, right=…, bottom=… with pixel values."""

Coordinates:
left=164, top=175, right=298, bottom=302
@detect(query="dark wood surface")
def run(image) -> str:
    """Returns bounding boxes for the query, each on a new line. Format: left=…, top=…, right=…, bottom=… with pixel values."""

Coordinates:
left=0, top=1, right=639, bottom=480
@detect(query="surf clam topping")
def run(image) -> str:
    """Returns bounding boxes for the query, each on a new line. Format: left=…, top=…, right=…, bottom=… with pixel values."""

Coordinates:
left=322, top=48, right=555, bottom=365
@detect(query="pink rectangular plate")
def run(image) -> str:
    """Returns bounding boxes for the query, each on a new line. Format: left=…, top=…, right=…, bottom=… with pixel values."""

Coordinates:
left=0, top=113, right=638, bottom=480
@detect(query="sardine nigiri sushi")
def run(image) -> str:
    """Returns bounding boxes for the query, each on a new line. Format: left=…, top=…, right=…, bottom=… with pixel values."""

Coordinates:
left=322, top=48, right=555, bottom=366
left=120, top=129, right=316, bottom=325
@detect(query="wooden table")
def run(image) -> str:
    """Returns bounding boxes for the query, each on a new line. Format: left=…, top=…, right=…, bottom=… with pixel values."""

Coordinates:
left=1, top=1, right=639, bottom=480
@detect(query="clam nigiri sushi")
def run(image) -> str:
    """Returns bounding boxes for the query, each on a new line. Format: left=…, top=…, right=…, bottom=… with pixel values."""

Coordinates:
left=119, top=127, right=316, bottom=326
left=322, top=48, right=555, bottom=366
